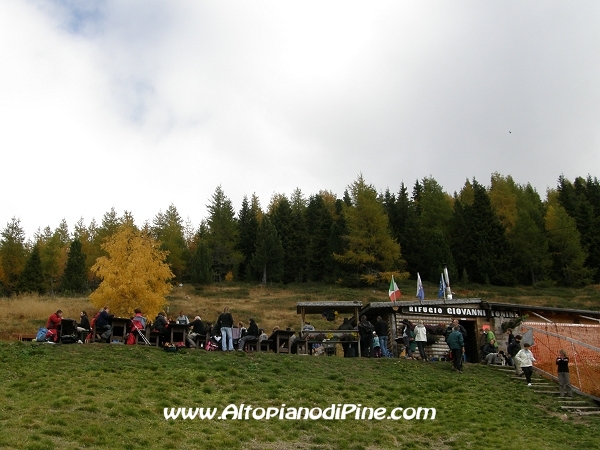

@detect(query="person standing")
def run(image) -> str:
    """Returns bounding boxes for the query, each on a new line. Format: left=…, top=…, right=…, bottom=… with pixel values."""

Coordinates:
left=218, top=306, right=234, bottom=351
left=375, top=316, right=390, bottom=357
left=556, top=350, right=574, bottom=397
left=447, top=326, right=465, bottom=373
left=515, top=343, right=536, bottom=386
left=507, top=334, right=522, bottom=373
left=358, top=316, right=374, bottom=357
left=400, top=319, right=413, bottom=359
left=338, top=317, right=355, bottom=357
left=414, top=320, right=428, bottom=361
left=372, top=332, right=382, bottom=358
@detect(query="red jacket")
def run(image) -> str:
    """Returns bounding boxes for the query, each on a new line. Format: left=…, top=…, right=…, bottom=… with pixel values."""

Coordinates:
left=46, top=313, right=62, bottom=330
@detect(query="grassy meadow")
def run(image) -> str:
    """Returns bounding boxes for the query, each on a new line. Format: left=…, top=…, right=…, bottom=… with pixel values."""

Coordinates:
left=1, top=282, right=600, bottom=449
left=1, top=341, right=599, bottom=450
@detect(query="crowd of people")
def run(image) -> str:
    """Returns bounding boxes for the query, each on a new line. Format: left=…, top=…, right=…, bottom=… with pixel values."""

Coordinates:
left=42, top=308, right=573, bottom=396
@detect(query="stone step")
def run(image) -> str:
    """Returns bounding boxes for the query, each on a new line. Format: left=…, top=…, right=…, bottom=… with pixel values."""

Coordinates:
left=557, top=400, right=587, bottom=404
left=533, top=390, right=560, bottom=394
left=577, top=410, right=600, bottom=416
left=560, top=406, right=600, bottom=410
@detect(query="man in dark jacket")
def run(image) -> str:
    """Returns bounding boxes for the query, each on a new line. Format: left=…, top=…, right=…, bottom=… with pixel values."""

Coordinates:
left=338, top=317, right=356, bottom=357
left=358, top=315, right=374, bottom=357
left=237, top=318, right=259, bottom=351
left=218, top=306, right=235, bottom=351
left=447, top=326, right=465, bottom=373
left=375, top=316, right=390, bottom=357
left=445, top=318, right=467, bottom=342
left=186, top=316, right=206, bottom=348
left=96, top=306, right=114, bottom=343
left=507, top=334, right=522, bottom=374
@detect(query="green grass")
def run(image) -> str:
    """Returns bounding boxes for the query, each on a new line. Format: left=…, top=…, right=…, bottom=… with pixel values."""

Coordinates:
left=1, top=342, right=598, bottom=449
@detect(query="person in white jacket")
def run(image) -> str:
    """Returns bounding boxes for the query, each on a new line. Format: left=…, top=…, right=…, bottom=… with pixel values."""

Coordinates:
left=515, top=343, right=536, bottom=386
left=414, top=320, right=428, bottom=361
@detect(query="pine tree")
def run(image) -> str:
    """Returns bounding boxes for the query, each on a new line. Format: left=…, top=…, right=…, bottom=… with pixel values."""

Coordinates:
left=270, top=195, right=295, bottom=283
left=206, top=186, right=242, bottom=281
left=288, top=188, right=309, bottom=283
left=17, top=243, right=45, bottom=294
left=545, top=196, right=595, bottom=286
left=305, top=194, right=334, bottom=281
left=152, top=204, right=188, bottom=280
left=189, top=223, right=213, bottom=285
left=451, top=179, right=513, bottom=285
left=251, top=216, right=284, bottom=284
left=236, top=195, right=260, bottom=281
left=62, top=239, right=88, bottom=294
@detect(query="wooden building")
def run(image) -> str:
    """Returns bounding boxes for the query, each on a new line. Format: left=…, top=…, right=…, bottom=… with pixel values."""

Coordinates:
left=360, top=299, right=600, bottom=361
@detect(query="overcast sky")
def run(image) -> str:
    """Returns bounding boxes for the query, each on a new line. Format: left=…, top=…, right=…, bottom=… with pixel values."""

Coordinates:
left=1, top=1, right=599, bottom=239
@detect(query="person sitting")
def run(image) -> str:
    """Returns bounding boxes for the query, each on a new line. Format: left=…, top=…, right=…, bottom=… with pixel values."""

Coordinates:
left=132, top=308, right=146, bottom=329
left=186, top=316, right=206, bottom=348
left=76, top=311, right=90, bottom=342
left=126, top=308, right=147, bottom=345
left=238, top=318, right=259, bottom=351
left=258, top=329, right=268, bottom=343
left=176, top=311, right=189, bottom=325
left=96, top=306, right=114, bottom=343
left=238, top=321, right=247, bottom=338
left=45, top=310, right=63, bottom=342
left=152, top=312, right=170, bottom=346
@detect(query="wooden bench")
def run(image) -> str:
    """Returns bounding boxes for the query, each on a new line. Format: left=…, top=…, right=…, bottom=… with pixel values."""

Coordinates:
left=12, top=334, right=37, bottom=342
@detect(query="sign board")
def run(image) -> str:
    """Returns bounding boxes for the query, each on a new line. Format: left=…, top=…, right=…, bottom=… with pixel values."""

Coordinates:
left=402, top=305, right=519, bottom=318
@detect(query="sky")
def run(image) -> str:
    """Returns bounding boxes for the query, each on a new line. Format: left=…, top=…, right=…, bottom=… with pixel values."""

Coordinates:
left=1, top=1, right=599, bottom=239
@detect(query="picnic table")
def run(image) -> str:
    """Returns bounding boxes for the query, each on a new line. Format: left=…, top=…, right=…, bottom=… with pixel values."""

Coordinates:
left=168, top=322, right=189, bottom=344
left=269, top=329, right=296, bottom=353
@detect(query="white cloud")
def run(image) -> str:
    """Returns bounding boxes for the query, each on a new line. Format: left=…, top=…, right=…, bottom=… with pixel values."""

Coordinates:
left=1, top=1, right=600, bottom=238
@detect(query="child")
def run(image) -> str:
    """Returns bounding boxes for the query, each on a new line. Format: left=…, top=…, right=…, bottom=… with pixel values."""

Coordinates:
left=556, top=349, right=574, bottom=397
left=372, top=332, right=382, bottom=358
left=515, top=343, right=536, bottom=386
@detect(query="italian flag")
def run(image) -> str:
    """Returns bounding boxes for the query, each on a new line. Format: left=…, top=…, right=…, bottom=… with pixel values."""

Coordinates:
left=389, top=275, right=401, bottom=301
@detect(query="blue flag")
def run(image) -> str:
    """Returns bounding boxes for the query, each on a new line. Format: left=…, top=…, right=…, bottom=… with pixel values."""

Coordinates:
left=438, top=273, right=446, bottom=299
left=416, top=273, right=425, bottom=302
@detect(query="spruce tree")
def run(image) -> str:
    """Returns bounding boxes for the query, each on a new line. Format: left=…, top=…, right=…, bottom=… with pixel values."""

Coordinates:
left=251, top=217, right=284, bottom=284
left=62, top=239, right=88, bottom=294
left=236, top=195, right=260, bottom=281
left=17, top=243, right=45, bottom=294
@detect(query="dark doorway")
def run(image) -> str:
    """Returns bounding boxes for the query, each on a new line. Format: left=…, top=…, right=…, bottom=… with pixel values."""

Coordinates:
left=460, top=320, right=479, bottom=362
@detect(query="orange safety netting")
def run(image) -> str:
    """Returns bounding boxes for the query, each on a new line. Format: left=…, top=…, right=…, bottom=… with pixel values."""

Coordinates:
left=522, top=323, right=600, bottom=398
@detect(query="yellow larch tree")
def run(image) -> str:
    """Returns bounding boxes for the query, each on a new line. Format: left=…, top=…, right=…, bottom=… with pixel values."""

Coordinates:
left=90, top=224, right=174, bottom=319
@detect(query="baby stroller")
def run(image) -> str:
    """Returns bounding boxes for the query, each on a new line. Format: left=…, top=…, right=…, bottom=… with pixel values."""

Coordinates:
left=205, top=336, right=220, bottom=351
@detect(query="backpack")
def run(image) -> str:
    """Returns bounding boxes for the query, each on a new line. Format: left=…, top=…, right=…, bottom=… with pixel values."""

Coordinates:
left=36, top=327, right=48, bottom=342
left=61, top=335, right=77, bottom=344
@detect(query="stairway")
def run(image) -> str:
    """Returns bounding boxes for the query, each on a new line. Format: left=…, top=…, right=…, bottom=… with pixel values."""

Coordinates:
left=492, top=365, right=600, bottom=416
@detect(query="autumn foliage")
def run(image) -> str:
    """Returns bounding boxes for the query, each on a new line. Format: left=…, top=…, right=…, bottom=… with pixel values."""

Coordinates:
left=89, top=224, right=174, bottom=318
